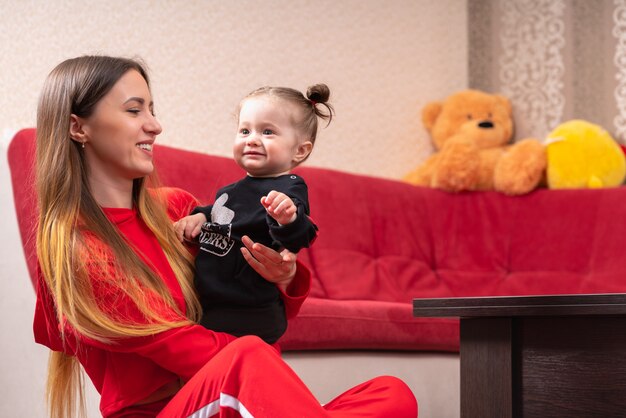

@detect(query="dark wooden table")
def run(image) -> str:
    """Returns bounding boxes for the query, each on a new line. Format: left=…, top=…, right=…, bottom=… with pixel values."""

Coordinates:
left=413, top=293, right=626, bottom=418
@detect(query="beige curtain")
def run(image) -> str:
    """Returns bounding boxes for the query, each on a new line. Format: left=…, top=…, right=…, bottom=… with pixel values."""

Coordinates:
left=469, top=0, right=626, bottom=143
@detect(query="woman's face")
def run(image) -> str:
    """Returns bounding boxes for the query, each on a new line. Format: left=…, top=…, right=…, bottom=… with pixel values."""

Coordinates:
left=77, top=70, right=162, bottom=189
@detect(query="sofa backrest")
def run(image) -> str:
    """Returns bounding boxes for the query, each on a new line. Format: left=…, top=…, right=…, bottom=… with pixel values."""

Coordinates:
left=9, top=128, right=626, bottom=304
left=295, top=162, right=626, bottom=299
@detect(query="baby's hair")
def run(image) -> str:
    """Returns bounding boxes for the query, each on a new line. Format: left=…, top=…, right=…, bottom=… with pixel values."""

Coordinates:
left=241, top=84, right=334, bottom=149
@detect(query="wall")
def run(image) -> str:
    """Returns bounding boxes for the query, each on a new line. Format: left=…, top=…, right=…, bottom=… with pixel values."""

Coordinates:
left=1, top=0, right=467, bottom=178
left=0, top=0, right=468, bottom=416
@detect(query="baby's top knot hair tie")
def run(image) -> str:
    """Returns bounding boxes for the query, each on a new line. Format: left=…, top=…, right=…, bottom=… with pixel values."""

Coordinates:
left=310, top=100, right=317, bottom=107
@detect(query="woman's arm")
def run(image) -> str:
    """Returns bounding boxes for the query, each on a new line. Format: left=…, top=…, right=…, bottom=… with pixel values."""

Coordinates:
left=240, top=235, right=296, bottom=292
left=34, top=268, right=237, bottom=381
left=98, top=323, right=237, bottom=381
left=240, top=236, right=310, bottom=319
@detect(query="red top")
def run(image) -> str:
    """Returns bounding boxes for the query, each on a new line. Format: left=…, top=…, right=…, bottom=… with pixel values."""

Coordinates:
left=33, top=187, right=310, bottom=417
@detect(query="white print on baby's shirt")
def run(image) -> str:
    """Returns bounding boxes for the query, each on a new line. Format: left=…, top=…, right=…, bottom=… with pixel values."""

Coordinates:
left=198, top=193, right=235, bottom=257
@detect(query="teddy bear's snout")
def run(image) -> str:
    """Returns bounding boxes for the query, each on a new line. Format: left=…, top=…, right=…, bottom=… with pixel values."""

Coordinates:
left=478, top=121, right=494, bottom=129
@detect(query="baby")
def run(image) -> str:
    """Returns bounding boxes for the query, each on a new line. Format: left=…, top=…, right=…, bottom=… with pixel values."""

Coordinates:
left=176, top=84, right=333, bottom=343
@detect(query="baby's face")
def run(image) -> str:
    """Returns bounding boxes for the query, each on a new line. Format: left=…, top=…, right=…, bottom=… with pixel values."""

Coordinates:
left=234, top=96, right=305, bottom=177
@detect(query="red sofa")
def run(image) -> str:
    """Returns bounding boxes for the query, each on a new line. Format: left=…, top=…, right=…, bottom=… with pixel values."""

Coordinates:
left=9, top=128, right=626, bottom=416
left=11, top=127, right=626, bottom=351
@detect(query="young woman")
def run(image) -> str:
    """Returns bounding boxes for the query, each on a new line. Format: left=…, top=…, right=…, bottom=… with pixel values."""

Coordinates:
left=34, top=55, right=418, bottom=418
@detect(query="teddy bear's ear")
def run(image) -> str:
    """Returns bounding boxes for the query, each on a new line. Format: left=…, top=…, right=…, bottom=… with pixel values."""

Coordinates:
left=495, top=95, right=513, bottom=116
left=422, top=102, right=443, bottom=132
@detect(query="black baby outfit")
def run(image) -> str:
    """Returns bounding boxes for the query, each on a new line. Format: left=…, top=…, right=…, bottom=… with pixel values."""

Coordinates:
left=193, top=174, right=317, bottom=343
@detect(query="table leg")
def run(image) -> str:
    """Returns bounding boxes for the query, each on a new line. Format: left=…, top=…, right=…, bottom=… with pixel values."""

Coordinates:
left=460, top=317, right=514, bottom=418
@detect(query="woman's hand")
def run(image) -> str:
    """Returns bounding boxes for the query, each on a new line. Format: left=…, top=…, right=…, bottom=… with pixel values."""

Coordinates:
left=240, top=235, right=296, bottom=292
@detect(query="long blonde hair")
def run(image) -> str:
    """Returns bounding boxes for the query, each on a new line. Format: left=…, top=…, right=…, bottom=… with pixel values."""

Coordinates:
left=36, top=55, right=201, bottom=418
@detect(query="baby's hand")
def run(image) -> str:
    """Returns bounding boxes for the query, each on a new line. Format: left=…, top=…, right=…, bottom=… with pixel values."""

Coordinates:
left=174, top=213, right=207, bottom=242
left=261, top=191, right=297, bottom=225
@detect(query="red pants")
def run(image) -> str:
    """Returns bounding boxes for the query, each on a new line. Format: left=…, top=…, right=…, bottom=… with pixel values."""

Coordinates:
left=156, top=336, right=418, bottom=417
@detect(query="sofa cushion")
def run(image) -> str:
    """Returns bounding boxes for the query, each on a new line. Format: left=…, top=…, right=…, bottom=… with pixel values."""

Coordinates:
left=280, top=298, right=459, bottom=351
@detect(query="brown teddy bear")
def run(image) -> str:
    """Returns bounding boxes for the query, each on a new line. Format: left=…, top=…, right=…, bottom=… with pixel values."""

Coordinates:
left=404, top=89, right=546, bottom=195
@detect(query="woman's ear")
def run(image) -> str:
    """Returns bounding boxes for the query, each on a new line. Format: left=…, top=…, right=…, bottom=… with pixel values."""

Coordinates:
left=69, top=114, right=87, bottom=145
left=293, top=141, right=313, bottom=164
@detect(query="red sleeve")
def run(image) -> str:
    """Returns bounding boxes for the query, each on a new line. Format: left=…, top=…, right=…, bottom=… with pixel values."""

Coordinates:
left=33, top=266, right=65, bottom=352
left=279, top=260, right=311, bottom=319
left=81, top=322, right=237, bottom=382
